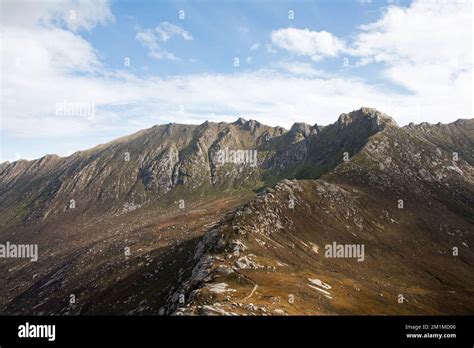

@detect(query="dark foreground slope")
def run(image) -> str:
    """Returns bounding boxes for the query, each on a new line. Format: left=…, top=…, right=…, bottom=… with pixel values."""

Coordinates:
left=0, top=108, right=472, bottom=315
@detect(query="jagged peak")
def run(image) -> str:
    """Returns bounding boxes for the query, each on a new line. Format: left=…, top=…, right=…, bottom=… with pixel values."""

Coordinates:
left=232, top=117, right=263, bottom=132
left=38, top=154, right=61, bottom=162
left=288, top=122, right=321, bottom=140
left=290, top=122, right=312, bottom=136
left=337, top=107, right=397, bottom=131
left=405, top=118, right=473, bottom=129
left=453, top=118, right=472, bottom=126
left=194, top=121, right=210, bottom=132
left=234, top=117, right=247, bottom=126
left=313, top=123, right=324, bottom=132
left=246, top=119, right=260, bottom=127
left=290, top=122, right=310, bottom=131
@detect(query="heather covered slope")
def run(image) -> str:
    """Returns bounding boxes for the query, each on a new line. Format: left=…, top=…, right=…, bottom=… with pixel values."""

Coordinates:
left=2, top=193, right=253, bottom=314
left=165, top=119, right=474, bottom=315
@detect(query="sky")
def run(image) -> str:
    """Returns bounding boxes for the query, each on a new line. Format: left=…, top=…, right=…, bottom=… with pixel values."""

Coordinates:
left=0, top=0, right=472, bottom=162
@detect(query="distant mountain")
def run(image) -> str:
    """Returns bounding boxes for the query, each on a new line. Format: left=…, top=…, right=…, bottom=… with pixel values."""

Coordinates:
left=1, top=108, right=472, bottom=315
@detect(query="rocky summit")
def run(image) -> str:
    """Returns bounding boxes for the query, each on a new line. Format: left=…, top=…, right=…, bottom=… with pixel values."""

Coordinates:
left=0, top=107, right=473, bottom=315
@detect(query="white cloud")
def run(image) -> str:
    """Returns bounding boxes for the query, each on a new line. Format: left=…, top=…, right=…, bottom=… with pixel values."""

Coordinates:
left=1, top=1, right=112, bottom=139
left=136, top=29, right=177, bottom=60
left=153, top=22, right=193, bottom=42
left=0, top=0, right=114, bottom=32
left=136, top=22, right=193, bottom=60
left=250, top=43, right=261, bottom=51
left=62, top=0, right=115, bottom=32
left=267, top=0, right=471, bottom=121
left=275, top=61, right=325, bottom=77
left=346, top=0, right=472, bottom=122
left=270, top=28, right=346, bottom=61
left=349, top=0, right=472, bottom=96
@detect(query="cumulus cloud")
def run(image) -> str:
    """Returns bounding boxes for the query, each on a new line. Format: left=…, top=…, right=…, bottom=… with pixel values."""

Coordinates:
left=270, top=28, right=346, bottom=61
left=346, top=0, right=472, bottom=123
left=267, top=0, right=471, bottom=122
left=350, top=0, right=472, bottom=96
left=270, top=0, right=471, bottom=96
left=136, top=22, right=193, bottom=60
left=0, top=0, right=114, bottom=32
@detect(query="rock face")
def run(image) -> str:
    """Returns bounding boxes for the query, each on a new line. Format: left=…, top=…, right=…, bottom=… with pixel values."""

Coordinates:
left=0, top=107, right=473, bottom=315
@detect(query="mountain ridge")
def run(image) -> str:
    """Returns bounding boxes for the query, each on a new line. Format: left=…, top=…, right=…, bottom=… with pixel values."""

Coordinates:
left=1, top=107, right=472, bottom=315
left=2, top=107, right=469, bottom=165
left=1, top=107, right=402, bottom=226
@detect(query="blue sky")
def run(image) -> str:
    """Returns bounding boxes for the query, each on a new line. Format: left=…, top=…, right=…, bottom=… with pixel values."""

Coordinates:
left=93, top=1, right=382, bottom=73
left=90, top=0, right=405, bottom=83
left=1, top=0, right=471, bottom=162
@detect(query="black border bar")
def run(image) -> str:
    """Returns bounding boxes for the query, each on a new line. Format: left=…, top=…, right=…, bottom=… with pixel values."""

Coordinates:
left=0, top=315, right=473, bottom=346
